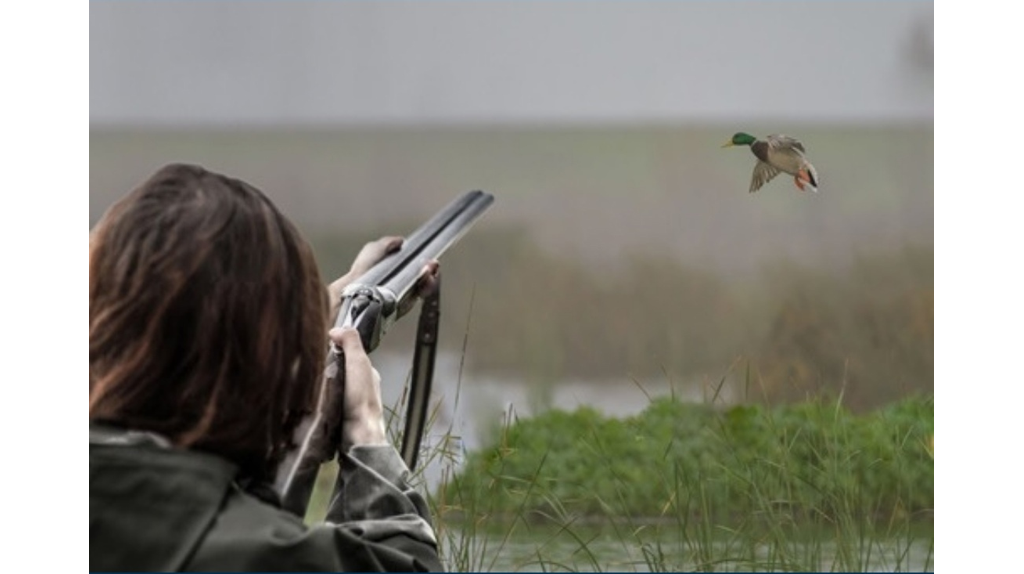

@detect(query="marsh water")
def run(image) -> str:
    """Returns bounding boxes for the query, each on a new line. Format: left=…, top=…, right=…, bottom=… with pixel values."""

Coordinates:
left=373, top=351, right=710, bottom=489
left=439, top=522, right=935, bottom=572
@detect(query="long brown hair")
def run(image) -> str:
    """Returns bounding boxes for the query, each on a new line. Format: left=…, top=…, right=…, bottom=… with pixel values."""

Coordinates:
left=89, top=164, right=328, bottom=481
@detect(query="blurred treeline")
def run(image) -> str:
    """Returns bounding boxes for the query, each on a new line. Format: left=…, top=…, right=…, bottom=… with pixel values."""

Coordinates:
left=310, top=228, right=932, bottom=412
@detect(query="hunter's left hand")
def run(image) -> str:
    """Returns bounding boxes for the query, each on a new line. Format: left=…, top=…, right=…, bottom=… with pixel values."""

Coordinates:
left=328, top=236, right=441, bottom=326
left=396, top=260, right=440, bottom=319
left=328, top=236, right=404, bottom=322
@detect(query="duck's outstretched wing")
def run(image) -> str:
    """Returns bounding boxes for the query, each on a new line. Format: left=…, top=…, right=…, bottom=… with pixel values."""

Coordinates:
left=766, top=134, right=806, bottom=153
left=750, top=160, right=781, bottom=193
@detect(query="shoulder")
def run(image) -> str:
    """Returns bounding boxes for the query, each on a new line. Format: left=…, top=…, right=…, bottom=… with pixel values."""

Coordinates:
left=185, top=483, right=319, bottom=570
left=90, top=433, right=239, bottom=572
left=90, top=425, right=439, bottom=572
left=188, top=484, right=438, bottom=572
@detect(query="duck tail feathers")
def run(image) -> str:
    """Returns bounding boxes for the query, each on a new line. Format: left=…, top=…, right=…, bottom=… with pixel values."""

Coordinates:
left=806, top=163, right=820, bottom=191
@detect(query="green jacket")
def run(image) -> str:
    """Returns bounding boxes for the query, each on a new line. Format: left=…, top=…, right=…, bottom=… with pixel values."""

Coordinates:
left=90, top=424, right=444, bottom=572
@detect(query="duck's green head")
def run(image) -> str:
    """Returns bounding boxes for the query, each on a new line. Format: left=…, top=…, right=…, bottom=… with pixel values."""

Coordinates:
left=722, top=132, right=757, bottom=148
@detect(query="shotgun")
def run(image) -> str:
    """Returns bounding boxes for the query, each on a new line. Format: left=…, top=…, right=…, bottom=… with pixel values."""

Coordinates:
left=274, top=190, right=495, bottom=517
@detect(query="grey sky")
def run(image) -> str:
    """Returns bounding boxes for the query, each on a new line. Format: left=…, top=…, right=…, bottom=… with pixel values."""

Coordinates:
left=90, top=1, right=933, bottom=126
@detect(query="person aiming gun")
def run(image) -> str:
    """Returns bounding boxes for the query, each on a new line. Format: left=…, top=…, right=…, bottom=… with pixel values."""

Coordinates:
left=89, top=164, right=486, bottom=572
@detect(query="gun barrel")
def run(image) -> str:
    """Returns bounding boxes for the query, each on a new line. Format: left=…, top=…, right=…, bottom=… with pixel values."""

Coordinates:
left=381, top=190, right=494, bottom=303
left=336, top=190, right=495, bottom=352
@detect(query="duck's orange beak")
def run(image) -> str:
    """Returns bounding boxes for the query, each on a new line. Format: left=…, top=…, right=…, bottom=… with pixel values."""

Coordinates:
left=721, top=140, right=735, bottom=148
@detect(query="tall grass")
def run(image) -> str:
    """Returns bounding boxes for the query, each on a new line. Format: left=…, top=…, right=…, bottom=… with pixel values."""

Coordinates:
left=304, top=367, right=933, bottom=572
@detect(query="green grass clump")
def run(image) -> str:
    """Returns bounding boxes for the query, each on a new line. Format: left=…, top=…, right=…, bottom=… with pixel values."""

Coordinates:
left=302, top=383, right=932, bottom=571
left=433, top=393, right=932, bottom=571
left=444, top=394, right=932, bottom=522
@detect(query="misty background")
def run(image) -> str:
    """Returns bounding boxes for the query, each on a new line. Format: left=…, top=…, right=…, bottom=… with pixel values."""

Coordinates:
left=90, top=2, right=933, bottom=423
left=90, top=2, right=932, bottom=126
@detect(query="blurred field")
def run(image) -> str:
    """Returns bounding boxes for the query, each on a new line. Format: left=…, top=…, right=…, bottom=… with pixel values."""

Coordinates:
left=89, top=125, right=932, bottom=272
left=90, top=125, right=933, bottom=409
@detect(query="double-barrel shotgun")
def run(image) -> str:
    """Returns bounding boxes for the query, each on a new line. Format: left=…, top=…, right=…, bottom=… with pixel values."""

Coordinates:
left=273, top=190, right=495, bottom=517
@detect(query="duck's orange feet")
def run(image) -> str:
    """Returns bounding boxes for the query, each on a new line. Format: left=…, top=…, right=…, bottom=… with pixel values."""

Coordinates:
left=794, top=174, right=806, bottom=191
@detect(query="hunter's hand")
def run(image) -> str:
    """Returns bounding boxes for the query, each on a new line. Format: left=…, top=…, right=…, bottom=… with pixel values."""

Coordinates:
left=397, top=260, right=440, bottom=319
left=328, top=236, right=404, bottom=323
left=330, top=326, right=388, bottom=451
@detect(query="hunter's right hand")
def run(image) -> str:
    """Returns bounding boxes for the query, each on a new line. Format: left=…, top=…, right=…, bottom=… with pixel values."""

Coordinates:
left=329, top=327, right=388, bottom=452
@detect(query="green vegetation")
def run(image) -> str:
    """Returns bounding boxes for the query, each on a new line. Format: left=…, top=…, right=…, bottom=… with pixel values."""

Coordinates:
left=441, top=393, right=932, bottom=521
left=433, top=393, right=933, bottom=572
left=306, top=391, right=933, bottom=571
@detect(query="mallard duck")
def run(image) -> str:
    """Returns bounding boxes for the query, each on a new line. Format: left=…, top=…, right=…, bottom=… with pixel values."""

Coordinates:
left=722, top=132, right=819, bottom=193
